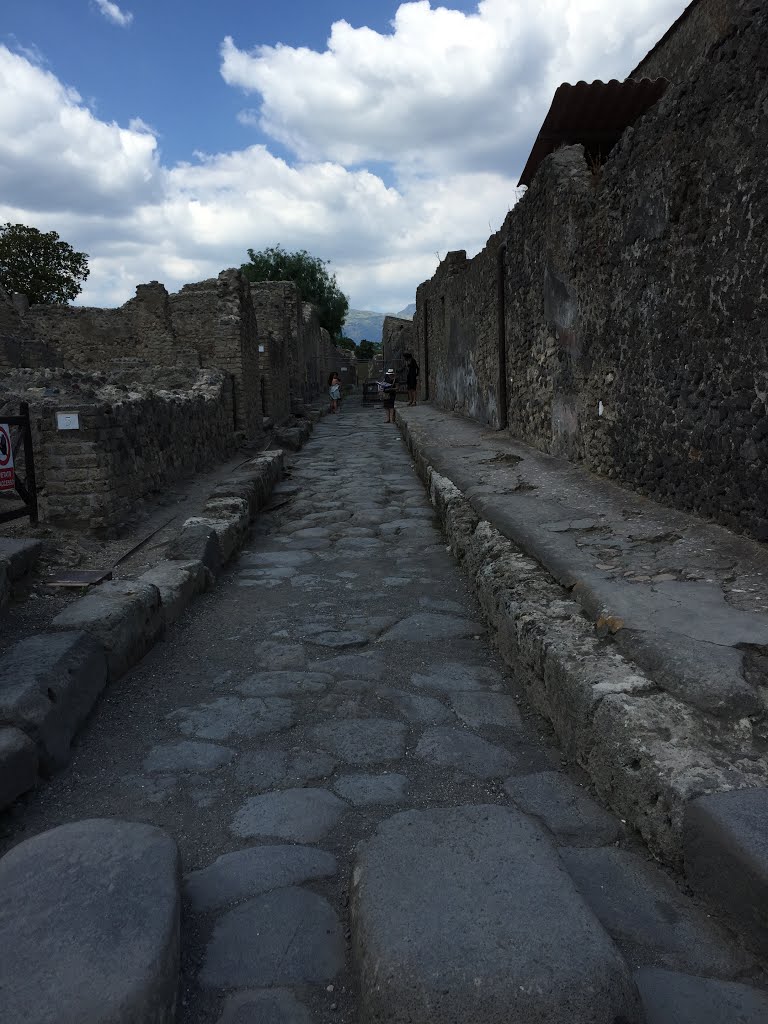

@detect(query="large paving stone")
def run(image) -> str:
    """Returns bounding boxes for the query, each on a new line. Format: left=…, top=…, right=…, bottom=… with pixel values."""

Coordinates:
left=185, top=844, right=337, bottom=912
left=200, top=887, right=343, bottom=989
left=251, top=641, right=307, bottom=669
left=217, top=989, right=313, bottom=1024
left=239, top=550, right=314, bottom=568
left=412, top=662, right=501, bottom=693
left=234, top=749, right=337, bottom=790
left=311, top=630, right=369, bottom=648
left=560, top=847, right=752, bottom=977
left=634, top=966, right=768, bottom=1024
left=0, top=726, right=37, bottom=810
left=50, top=580, right=163, bottom=680
left=385, top=613, right=484, bottom=642
left=311, top=718, right=408, bottom=765
left=352, top=805, right=642, bottom=1024
left=0, top=819, right=180, bottom=1024
left=634, top=968, right=768, bottom=1024
left=334, top=772, right=409, bottom=806
left=144, top=740, right=236, bottom=774
left=0, top=632, right=107, bottom=770
left=316, top=652, right=387, bottom=679
left=378, top=687, right=454, bottom=725
left=683, top=786, right=768, bottom=953
left=231, top=788, right=347, bottom=841
left=415, top=727, right=513, bottom=778
left=505, top=772, right=621, bottom=846
left=236, top=670, right=331, bottom=696
left=449, top=691, right=522, bottom=729
left=167, top=696, right=295, bottom=741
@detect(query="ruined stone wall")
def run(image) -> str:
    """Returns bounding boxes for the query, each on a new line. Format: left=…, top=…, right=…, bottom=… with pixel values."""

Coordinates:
left=382, top=316, right=415, bottom=381
left=415, top=0, right=768, bottom=540
left=631, top=0, right=739, bottom=81
left=168, top=270, right=261, bottom=439
left=0, top=368, right=234, bottom=534
left=25, top=283, right=199, bottom=370
left=301, top=304, right=324, bottom=404
left=249, top=282, right=296, bottom=423
left=0, top=288, right=62, bottom=371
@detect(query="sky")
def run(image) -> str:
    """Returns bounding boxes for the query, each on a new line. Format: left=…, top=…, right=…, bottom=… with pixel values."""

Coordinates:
left=1, top=0, right=690, bottom=314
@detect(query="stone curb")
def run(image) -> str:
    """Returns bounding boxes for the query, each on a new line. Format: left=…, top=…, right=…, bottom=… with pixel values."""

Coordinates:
left=0, top=538, right=43, bottom=610
left=0, top=437, right=307, bottom=814
left=396, top=411, right=768, bottom=874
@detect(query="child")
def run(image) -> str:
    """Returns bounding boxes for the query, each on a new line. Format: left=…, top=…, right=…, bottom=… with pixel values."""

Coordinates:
left=328, top=372, right=341, bottom=414
left=381, top=370, right=397, bottom=423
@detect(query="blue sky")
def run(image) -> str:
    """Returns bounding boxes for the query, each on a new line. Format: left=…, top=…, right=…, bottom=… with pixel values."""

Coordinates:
left=1, top=0, right=689, bottom=313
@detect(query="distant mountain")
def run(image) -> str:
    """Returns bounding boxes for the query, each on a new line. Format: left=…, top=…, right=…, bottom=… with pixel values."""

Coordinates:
left=343, top=302, right=415, bottom=343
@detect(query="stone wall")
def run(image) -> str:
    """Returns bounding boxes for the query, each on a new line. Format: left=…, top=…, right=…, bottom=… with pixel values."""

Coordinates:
left=414, top=0, right=768, bottom=541
left=0, top=368, right=234, bottom=534
left=382, top=316, right=415, bottom=381
left=249, top=282, right=301, bottom=421
left=631, top=0, right=739, bottom=81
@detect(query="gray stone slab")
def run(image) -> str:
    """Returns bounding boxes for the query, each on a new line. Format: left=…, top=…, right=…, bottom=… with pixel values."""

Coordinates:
left=144, top=740, right=236, bottom=774
left=138, top=559, right=210, bottom=626
left=217, top=989, right=313, bottom=1024
left=251, top=641, right=307, bottom=669
left=634, top=968, right=768, bottom=1024
left=200, top=887, right=343, bottom=988
left=415, top=727, right=513, bottom=778
left=385, top=613, right=484, bottom=642
left=450, top=691, right=522, bottom=729
left=684, top=786, right=768, bottom=953
left=505, top=772, right=621, bottom=846
left=334, top=772, right=409, bottom=806
left=167, top=696, right=295, bottom=741
left=239, top=550, right=314, bottom=568
left=50, top=580, right=163, bottom=680
left=311, top=630, right=369, bottom=648
left=418, top=596, right=466, bottom=613
left=0, top=632, right=107, bottom=769
left=378, top=687, right=453, bottom=725
left=0, top=726, right=37, bottom=810
left=412, top=662, right=501, bottom=693
left=234, top=749, right=337, bottom=790
left=316, top=652, right=387, bottom=679
left=232, top=788, right=347, bottom=841
left=352, top=805, right=642, bottom=1024
left=311, top=718, right=408, bottom=765
left=560, top=847, right=752, bottom=977
left=0, top=537, right=42, bottom=580
left=185, top=844, right=337, bottom=912
left=0, top=818, right=180, bottom=1024
left=167, top=522, right=223, bottom=575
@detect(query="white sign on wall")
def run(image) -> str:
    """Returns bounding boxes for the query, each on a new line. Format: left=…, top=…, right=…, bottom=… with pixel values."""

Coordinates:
left=56, top=412, right=80, bottom=431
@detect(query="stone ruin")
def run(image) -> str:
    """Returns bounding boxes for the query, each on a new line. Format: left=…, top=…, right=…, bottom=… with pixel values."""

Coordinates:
left=0, top=270, right=354, bottom=534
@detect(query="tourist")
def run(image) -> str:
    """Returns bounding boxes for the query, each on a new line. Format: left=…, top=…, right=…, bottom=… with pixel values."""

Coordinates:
left=328, top=372, right=341, bottom=414
left=381, top=369, right=397, bottom=423
left=404, top=352, right=419, bottom=406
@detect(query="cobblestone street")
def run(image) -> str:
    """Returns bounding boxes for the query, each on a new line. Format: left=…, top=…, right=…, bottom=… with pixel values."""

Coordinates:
left=2, top=404, right=765, bottom=1024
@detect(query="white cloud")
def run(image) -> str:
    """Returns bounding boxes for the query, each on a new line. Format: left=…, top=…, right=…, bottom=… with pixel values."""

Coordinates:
left=93, top=0, right=134, bottom=28
left=220, top=0, right=688, bottom=176
left=0, top=1, right=690, bottom=314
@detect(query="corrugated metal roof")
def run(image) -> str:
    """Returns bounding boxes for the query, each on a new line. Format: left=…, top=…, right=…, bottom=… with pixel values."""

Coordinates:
left=517, top=78, right=669, bottom=188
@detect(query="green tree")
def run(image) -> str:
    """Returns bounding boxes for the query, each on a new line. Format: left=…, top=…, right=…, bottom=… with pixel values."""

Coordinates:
left=0, top=223, right=89, bottom=305
left=337, top=337, right=356, bottom=353
left=355, top=339, right=378, bottom=361
left=241, top=244, right=349, bottom=338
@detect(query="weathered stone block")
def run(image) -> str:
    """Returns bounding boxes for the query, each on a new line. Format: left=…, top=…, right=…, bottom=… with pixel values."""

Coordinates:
left=50, top=581, right=163, bottom=681
left=352, top=805, right=642, bottom=1024
left=0, top=726, right=37, bottom=811
left=0, top=819, right=181, bottom=1023
left=166, top=521, right=224, bottom=575
left=138, top=559, right=211, bottom=626
left=684, top=787, right=768, bottom=955
left=0, top=538, right=42, bottom=581
left=0, top=632, right=107, bottom=770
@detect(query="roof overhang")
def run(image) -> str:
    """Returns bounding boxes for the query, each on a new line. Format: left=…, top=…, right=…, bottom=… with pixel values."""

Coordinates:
left=518, top=78, right=669, bottom=188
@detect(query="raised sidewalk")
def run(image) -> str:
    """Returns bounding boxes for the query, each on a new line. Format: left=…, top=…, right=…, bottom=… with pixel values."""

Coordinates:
left=397, top=403, right=768, bottom=950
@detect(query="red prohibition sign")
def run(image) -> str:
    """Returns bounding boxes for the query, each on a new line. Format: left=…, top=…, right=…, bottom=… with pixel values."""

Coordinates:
left=0, top=425, right=12, bottom=467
